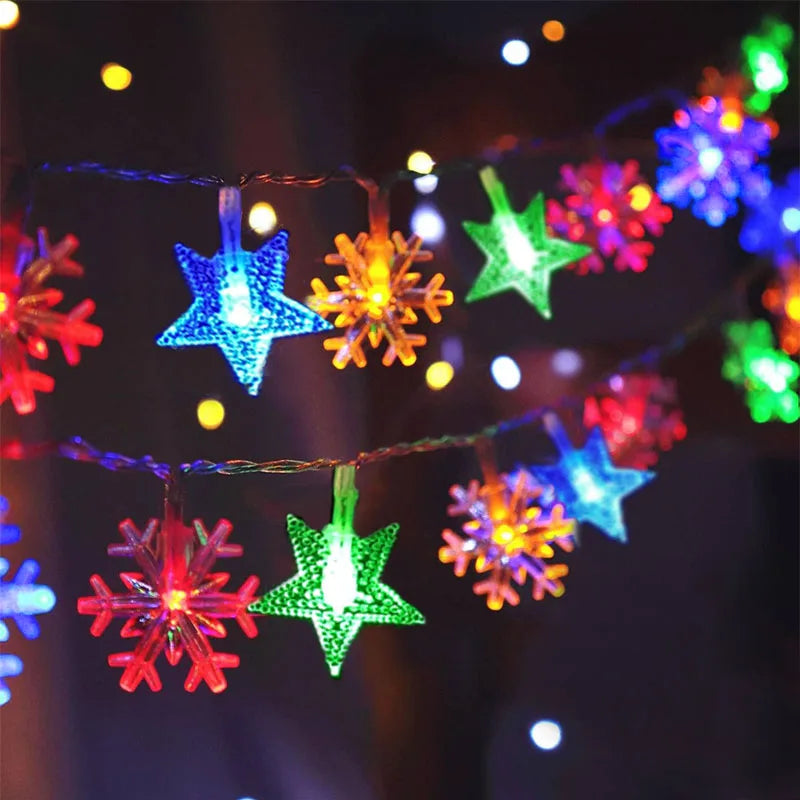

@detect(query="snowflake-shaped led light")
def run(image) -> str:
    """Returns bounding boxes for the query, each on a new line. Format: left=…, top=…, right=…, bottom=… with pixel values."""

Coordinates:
left=0, top=496, right=56, bottom=705
left=656, top=96, right=772, bottom=227
left=546, top=160, right=672, bottom=274
left=584, top=373, right=687, bottom=469
left=762, top=264, right=800, bottom=355
left=740, top=169, right=800, bottom=267
left=722, top=319, right=800, bottom=423
left=78, top=496, right=259, bottom=693
left=0, top=223, right=102, bottom=415
left=440, top=470, right=575, bottom=611
left=308, top=216, right=453, bottom=368
left=742, top=16, right=793, bottom=116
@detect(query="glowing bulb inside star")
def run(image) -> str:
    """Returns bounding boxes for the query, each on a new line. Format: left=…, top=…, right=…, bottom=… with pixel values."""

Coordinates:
left=248, top=202, right=277, bottom=235
left=781, top=207, right=800, bottom=233
left=698, top=147, right=724, bottom=177
left=426, top=361, right=454, bottom=390
left=501, top=39, right=530, bottom=66
left=628, top=184, right=653, bottom=212
left=100, top=62, right=133, bottom=91
left=197, top=398, right=225, bottom=430
left=410, top=205, right=445, bottom=243
left=407, top=151, right=434, bottom=175
left=0, top=1, right=19, bottom=29
left=530, top=719, right=562, bottom=750
left=491, top=356, right=521, bottom=390
left=321, top=535, right=358, bottom=616
left=542, top=20, right=565, bottom=42
left=551, top=349, right=583, bottom=377
left=414, top=174, right=439, bottom=194
left=754, top=53, right=783, bottom=92
left=502, top=221, right=538, bottom=271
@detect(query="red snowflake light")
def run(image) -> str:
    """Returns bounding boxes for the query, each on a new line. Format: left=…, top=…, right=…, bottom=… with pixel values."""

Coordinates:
left=78, top=496, right=259, bottom=693
left=584, top=373, right=687, bottom=470
left=0, top=224, right=102, bottom=414
left=546, top=160, right=672, bottom=274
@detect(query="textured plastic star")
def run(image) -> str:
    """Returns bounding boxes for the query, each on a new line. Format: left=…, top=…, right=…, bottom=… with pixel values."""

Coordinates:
left=251, top=466, right=423, bottom=677
left=78, top=500, right=259, bottom=693
left=0, top=224, right=102, bottom=414
left=308, top=229, right=452, bottom=368
left=439, top=471, right=575, bottom=611
left=463, top=168, right=591, bottom=317
left=529, top=416, right=655, bottom=543
left=158, top=188, right=331, bottom=396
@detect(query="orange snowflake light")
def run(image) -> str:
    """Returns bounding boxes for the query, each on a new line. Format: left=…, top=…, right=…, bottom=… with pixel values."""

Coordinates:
left=763, top=265, right=800, bottom=355
left=308, top=192, right=453, bottom=368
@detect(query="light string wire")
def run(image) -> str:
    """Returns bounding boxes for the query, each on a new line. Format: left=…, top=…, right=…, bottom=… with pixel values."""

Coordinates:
left=0, top=257, right=768, bottom=482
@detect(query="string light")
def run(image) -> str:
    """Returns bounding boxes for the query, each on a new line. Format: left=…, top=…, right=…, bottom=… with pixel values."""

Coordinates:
left=406, top=151, right=434, bottom=175
left=541, top=20, right=565, bottom=42
left=410, top=205, right=445, bottom=243
left=551, top=349, right=583, bottom=377
left=426, top=361, right=454, bottom=390
left=197, top=398, right=225, bottom=430
left=247, top=202, right=277, bottom=235
left=100, top=63, right=133, bottom=92
left=530, top=720, right=562, bottom=750
left=501, top=39, right=530, bottom=66
left=0, top=0, right=19, bottom=30
left=491, top=356, right=521, bottom=390
left=414, top=174, right=439, bottom=195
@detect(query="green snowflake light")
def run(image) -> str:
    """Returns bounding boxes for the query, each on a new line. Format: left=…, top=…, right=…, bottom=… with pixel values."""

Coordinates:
left=462, top=167, right=592, bottom=318
left=742, top=17, right=793, bottom=116
left=722, top=319, right=800, bottom=423
left=249, top=466, right=424, bottom=677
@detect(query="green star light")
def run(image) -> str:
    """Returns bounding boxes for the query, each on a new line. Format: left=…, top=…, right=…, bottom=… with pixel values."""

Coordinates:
left=462, top=167, right=592, bottom=318
left=249, top=466, right=424, bottom=677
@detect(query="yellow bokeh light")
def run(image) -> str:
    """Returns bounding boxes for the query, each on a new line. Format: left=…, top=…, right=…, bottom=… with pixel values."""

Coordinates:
left=787, top=296, right=800, bottom=322
left=101, top=62, right=133, bottom=91
left=718, top=110, right=743, bottom=133
left=628, top=184, right=653, bottom=212
left=426, top=360, right=454, bottom=390
left=542, top=20, right=565, bottom=42
left=407, top=151, right=434, bottom=175
left=248, top=202, right=277, bottom=235
left=197, top=398, right=225, bottom=430
left=0, top=1, right=19, bottom=29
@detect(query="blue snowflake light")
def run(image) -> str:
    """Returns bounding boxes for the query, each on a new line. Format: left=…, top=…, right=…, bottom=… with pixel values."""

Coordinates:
left=655, top=97, right=772, bottom=227
left=740, top=169, right=800, bottom=266
left=0, top=496, right=56, bottom=705
left=157, top=187, right=332, bottom=396
left=528, top=415, right=656, bottom=543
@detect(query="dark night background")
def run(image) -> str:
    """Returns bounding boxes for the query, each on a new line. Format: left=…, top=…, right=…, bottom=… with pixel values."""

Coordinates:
left=1, top=2, right=798, bottom=799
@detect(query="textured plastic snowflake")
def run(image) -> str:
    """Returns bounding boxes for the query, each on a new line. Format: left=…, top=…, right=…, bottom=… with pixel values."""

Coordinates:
left=0, top=223, right=102, bottom=414
left=656, top=96, right=772, bottom=227
left=308, top=229, right=453, bottom=368
left=722, top=319, right=800, bottom=423
left=740, top=169, right=800, bottom=267
left=762, top=264, right=800, bottom=355
left=546, top=160, right=672, bottom=274
left=584, top=373, right=687, bottom=469
left=439, top=471, right=576, bottom=610
left=78, top=501, right=259, bottom=693
left=0, top=496, right=56, bottom=705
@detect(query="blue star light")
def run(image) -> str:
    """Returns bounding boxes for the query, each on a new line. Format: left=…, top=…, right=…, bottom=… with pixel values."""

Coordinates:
left=655, top=97, right=771, bottom=228
left=157, top=188, right=332, bottom=396
left=0, top=496, right=56, bottom=705
left=529, top=415, right=655, bottom=543
left=740, top=169, right=800, bottom=266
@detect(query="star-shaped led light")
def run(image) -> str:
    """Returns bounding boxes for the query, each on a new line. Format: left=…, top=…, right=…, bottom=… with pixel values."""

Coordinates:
left=157, top=187, right=332, bottom=396
left=462, top=167, right=592, bottom=318
left=529, top=414, right=655, bottom=543
left=250, top=466, right=423, bottom=677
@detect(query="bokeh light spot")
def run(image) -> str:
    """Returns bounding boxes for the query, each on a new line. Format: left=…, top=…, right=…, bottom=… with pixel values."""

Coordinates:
left=414, top=174, right=439, bottom=195
left=491, top=356, right=521, bottom=390
left=780, top=207, right=800, bottom=233
left=197, top=398, right=225, bottom=430
left=501, top=39, right=530, bottom=66
left=407, top=151, right=434, bottom=175
left=101, top=62, right=133, bottom=91
left=0, top=1, right=19, bottom=29
left=410, top=205, right=445, bottom=243
left=426, top=361, right=454, bottom=390
left=248, top=202, right=278, bottom=235
left=628, top=184, right=653, bottom=211
left=542, top=20, right=565, bottom=42
left=530, top=719, right=562, bottom=750
left=551, top=349, right=583, bottom=377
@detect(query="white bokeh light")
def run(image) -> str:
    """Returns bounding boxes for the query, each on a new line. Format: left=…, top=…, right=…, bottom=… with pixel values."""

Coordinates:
left=502, top=39, right=530, bottom=66
left=551, top=349, right=583, bottom=377
left=410, top=205, right=445, bottom=243
left=529, top=719, right=562, bottom=750
left=491, top=355, right=521, bottom=390
left=414, top=174, right=439, bottom=194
